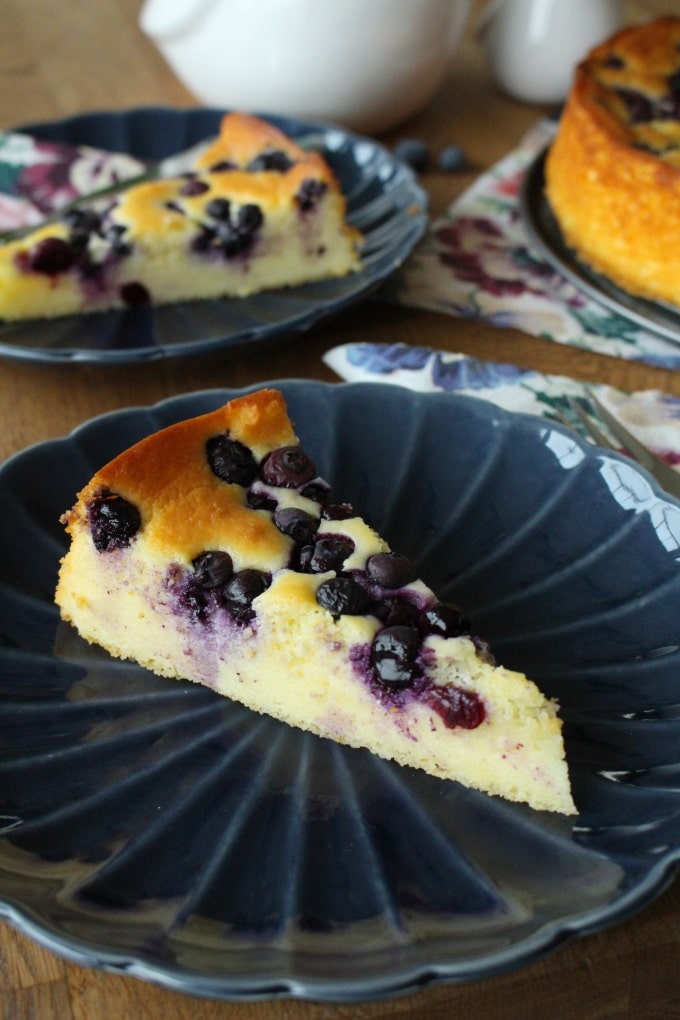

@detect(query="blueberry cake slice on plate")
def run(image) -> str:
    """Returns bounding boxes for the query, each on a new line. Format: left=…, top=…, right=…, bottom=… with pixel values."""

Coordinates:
left=0, top=113, right=362, bottom=320
left=55, top=389, right=575, bottom=815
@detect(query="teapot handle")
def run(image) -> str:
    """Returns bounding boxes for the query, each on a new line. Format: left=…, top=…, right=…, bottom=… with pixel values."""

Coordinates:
left=140, top=0, right=219, bottom=40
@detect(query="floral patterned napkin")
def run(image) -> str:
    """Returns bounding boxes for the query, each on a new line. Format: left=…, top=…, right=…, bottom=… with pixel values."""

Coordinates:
left=4, top=126, right=680, bottom=472
left=387, top=119, right=680, bottom=371
left=0, top=131, right=147, bottom=231
left=324, top=342, right=680, bottom=471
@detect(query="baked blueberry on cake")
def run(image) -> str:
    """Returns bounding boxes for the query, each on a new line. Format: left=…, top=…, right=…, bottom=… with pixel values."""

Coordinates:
left=55, top=389, right=575, bottom=815
left=545, top=17, right=680, bottom=307
left=0, top=113, right=361, bottom=320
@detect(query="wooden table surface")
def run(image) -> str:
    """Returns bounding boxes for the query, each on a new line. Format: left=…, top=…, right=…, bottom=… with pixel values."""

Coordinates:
left=1, top=1, right=678, bottom=1017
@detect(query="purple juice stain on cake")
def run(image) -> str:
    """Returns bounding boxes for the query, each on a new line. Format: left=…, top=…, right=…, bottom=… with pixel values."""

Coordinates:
left=167, top=558, right=270, bottom=628
left=423, top=683, right=486, bottom=729
left=350, top=640, right=486, bottom=731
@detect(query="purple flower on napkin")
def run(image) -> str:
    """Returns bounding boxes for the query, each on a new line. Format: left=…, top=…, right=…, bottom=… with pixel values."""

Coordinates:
left=343, top=341, right=532, bottom=392
left=0, top=131, right=146, bottom=225
left=431, top=352, right=530, bottom=392
left=345, top=342, right=432, bottom=374
left=328, top=342, right=680, bottom=473
left=436, top=217, right=556, bottom=299
left=17, top=155, right=77, bottom=214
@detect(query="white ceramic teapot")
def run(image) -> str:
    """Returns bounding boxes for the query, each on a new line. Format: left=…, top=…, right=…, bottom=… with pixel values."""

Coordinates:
left=140, top=0, right=472, bottom=135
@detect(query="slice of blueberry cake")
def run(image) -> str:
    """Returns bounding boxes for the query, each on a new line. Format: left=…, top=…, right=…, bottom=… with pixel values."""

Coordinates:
left=0, top=113, right=362, bottom=320
left=55, top=389, right=575, bottom=814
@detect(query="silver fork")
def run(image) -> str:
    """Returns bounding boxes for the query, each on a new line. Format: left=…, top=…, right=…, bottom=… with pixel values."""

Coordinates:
left=560, top=389, right=680, bottom=500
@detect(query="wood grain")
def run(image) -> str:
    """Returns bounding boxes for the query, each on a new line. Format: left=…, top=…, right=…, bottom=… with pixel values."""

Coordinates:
left=0, top=1, right=678, bottom=1017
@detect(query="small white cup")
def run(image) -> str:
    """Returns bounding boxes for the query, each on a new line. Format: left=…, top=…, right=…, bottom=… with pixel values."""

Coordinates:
left=478, top=0, right=623, bottom=104
left=141, top=0, right=472, bottom=135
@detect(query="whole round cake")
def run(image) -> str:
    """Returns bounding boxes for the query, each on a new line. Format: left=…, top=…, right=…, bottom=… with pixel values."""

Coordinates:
left=544, top=16, right=680, bottom=307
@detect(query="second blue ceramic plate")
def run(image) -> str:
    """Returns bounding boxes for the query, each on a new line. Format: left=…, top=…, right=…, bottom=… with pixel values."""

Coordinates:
left=0, top=108, right=427, bottom=363
left=0, top=381, right=679, bottom=1001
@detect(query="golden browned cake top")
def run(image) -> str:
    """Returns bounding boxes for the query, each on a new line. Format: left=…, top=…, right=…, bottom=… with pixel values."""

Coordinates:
left=114, top=111, right=343, bottom=240
left=572, top=17, right=680, bottom=165
left=196, top=112, right=331, bottom=178
left=192, top=111, right=337, bottom=200
left=114, top=162, right=336, bottom=242
left=65, top=390, right=299, bottom=565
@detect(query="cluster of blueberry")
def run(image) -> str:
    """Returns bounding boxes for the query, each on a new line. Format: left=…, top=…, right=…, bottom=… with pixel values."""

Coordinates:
left=182, top=146, right=328, bottom=256
left=204, top=434, right=476, bottom=701
left=19, top=143, right=327, bottom=290
left=602, top=51, right=680, bottom=125
left=615, top=80, right=680, bottom=125
left=190, top=196, right=265, bottom=259
left=209, top=145, right=329, bottom=214
left=18, top=207, right=130, bottom=279
left=86, top=433, right=485, bottom=728
left=244, top=148, right=295, bottom=173
left=182, top=552, right=270, bottom=626
left=15, top=206, right=152, bottom=307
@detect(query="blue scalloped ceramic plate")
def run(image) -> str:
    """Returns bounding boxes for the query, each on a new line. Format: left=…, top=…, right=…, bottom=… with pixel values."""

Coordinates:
left=0, top=381, right=679, bottom=1002
left=0, top=108, right=427, bottom=364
